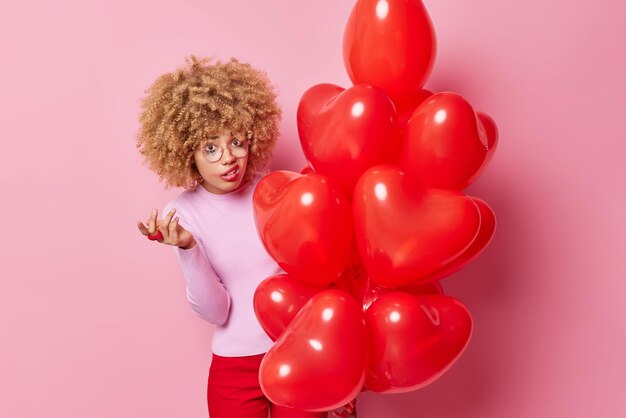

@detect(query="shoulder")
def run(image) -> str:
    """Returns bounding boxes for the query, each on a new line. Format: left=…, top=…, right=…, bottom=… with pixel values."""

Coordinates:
left=162, top=189, right=201, bottom=231
left=163, top=189, right=197, bottom=213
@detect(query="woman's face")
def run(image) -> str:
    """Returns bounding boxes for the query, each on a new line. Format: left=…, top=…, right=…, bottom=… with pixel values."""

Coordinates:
left=193, top=132, right=250, bottom=194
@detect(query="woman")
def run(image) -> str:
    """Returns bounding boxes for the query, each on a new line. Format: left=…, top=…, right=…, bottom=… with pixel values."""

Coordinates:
left=135, top=56, right=330, bottom=418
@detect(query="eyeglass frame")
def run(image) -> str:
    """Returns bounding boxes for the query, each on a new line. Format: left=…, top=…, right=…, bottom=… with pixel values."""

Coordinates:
left=200, top=135, right=250, bottom=163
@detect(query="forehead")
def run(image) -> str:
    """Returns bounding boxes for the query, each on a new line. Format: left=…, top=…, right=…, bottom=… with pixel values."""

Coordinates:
left=206, top=132, right=234, bottom=141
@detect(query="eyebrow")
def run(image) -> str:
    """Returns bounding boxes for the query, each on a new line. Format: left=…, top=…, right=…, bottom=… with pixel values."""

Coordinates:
left=207, top=133, right=236, bottom=141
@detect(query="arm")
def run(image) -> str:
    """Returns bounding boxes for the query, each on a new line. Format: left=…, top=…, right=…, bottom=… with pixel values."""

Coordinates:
left=172, top=240, right=231, bottom=326
left=159, top=203, right=231, bottom=326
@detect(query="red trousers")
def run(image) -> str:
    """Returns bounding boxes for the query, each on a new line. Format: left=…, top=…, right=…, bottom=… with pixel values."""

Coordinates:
left=207, top=352, right=328, bottom=418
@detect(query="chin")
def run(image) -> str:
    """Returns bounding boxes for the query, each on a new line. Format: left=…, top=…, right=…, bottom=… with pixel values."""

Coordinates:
left=224, top=178, right=246, bottom=191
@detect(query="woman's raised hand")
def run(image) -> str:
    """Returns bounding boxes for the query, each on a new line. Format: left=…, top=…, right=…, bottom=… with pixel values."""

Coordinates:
left=137, top=208, right=196, bottom=249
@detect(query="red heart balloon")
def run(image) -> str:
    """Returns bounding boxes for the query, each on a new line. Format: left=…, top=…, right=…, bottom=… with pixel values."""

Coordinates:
left=332, top=263, right=369, bottom=309
left=253, top=171, right=354, bottom=286
left=300, top=165, right=315, bottom=175
left=477, top=111, right=498, bottom=171
left=297, top=83, right=400, bottom=197
left=260, top=289, right=367, bottom=411
left=416, top=197, right=496, bottom=283
left=367, top=278, right=444, bottom=309
left=343, top=0, right=436, bottom=106
left=363, top=279, right=445, bottom=312
left=254, top=274, right=326, bottom=341
left=365, top=293, right=472, bottom=393
left=397, top=89, right=433, bottom=129
left=334, top=263, right=443, bottom=311
left=401, top=92, right=493, bottom=190
left=397, top=280, right=444, bottom=297
left=353, top=165, right=480, bottom=288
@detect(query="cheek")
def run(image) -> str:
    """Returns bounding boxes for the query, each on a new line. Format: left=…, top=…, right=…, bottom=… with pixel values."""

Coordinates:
left=241, top=155, right=250, bottom=171
left=193, top=153, right=212, bottom=178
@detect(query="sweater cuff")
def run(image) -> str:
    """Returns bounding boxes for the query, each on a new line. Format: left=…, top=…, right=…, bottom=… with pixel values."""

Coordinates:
left=175, top=237, right=203, bottom=262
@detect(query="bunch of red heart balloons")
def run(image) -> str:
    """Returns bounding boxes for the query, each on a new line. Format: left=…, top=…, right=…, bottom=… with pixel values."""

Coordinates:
left=252, top=0, right=498, bottom=412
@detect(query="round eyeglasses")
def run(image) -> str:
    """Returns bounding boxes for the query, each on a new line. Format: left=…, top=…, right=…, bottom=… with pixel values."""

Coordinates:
left=202, top=138, right=249, bottom=163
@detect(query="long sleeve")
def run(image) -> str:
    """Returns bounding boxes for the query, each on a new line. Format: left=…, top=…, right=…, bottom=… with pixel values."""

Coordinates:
left=163, top=202, right=231, bottom=326
left=172, top=239, right=231, bottom=325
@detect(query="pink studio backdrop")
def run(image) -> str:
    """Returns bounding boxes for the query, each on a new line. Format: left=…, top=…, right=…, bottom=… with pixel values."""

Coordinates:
left=0, top=0, right=624, bottom=417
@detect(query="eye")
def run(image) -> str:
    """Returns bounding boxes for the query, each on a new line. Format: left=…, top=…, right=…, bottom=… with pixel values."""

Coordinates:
left=231, top=138, right=243, bottom=147
left=205, top=144, right=217, bottom=154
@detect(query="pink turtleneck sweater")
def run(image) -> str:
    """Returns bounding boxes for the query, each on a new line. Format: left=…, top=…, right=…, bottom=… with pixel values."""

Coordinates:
left=163, top=175, right=280, bottom=357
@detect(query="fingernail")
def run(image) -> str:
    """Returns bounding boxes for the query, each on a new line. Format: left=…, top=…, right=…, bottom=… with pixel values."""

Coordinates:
left=152, top=209, right=157, bottom=215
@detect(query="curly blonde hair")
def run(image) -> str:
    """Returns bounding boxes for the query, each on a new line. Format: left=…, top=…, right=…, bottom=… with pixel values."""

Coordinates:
left=136, top=56, right=282, bottom=190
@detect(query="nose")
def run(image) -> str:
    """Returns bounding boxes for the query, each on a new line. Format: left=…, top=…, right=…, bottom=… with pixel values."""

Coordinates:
left=220, top=145, right=236, bottom=164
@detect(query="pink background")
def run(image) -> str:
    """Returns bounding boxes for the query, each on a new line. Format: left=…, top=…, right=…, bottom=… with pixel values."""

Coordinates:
left=1, top=0, right=624, bottom=417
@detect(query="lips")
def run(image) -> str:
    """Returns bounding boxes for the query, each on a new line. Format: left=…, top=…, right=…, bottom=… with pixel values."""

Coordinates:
left=223, top=166, right=239, bottom=176
left=221, top=166, right=240, bottom=181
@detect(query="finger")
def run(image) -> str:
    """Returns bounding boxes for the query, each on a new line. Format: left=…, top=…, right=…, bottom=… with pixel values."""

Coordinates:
left=148, top=209, right=157, bottom=234
left=159, top=208, right=176, bottom=242
left=157, top=220, right=170, bottom=242
left=137, top=221, right=149, bottom=236
left=169, top=217, right=179, bottom=243
left=163, top=208, right=176, bottom=226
